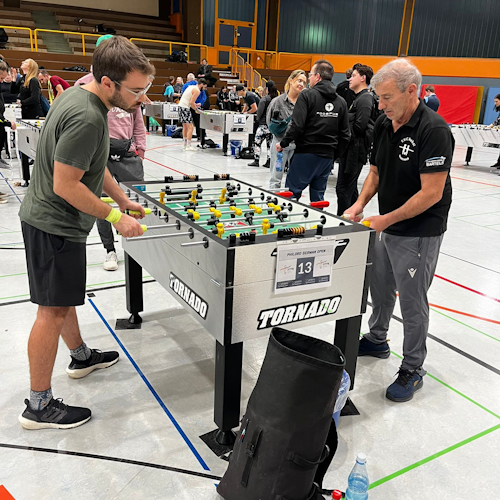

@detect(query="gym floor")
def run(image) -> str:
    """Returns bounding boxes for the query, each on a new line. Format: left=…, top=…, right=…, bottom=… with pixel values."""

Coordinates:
left=0, top=129, right=499, bottom=500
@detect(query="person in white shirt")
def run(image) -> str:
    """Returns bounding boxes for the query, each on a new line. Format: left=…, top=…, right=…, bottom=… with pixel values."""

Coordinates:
left=178, top=78, right=207, bottom=150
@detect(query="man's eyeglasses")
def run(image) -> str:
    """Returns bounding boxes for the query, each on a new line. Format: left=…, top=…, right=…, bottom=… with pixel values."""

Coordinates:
left=113, top=80, right=152, bottom=100
left=308, top=72, right=318, bottom=78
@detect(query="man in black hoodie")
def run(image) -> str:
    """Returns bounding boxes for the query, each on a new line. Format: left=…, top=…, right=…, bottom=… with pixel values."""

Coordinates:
left=277, top=59, right=350, bottom=202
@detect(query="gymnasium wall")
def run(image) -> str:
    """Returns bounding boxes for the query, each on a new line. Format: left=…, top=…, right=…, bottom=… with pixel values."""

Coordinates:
left=28, top=0, right=159, bottom=16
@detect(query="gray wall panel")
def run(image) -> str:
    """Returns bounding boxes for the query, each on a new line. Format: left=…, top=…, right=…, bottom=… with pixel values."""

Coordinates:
left=409, top=0, right=500, bottom=58
left=203, top=0, right=215, bottom=46
left=277, top=0, right=405, bottom=55
left=219, top=0, right=255, bottom=23
left=256, top=0, right=267, bottom=50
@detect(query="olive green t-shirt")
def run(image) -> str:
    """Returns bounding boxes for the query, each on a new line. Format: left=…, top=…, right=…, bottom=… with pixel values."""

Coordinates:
left=19, top=86, right=109, bottom=242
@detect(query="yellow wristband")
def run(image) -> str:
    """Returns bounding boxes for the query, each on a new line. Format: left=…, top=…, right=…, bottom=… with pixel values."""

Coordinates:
left=105, top=207, right=122, bottom=225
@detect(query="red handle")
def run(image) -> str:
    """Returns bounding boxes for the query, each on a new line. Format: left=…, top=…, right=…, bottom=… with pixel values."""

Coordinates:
left=310, top=201, right=330, bottom=208
left=275, top=191, right=293, bottom=198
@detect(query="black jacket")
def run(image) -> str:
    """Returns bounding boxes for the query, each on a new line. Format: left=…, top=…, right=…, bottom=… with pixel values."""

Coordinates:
left=280, top=80, right=350, bottom=159
left=198, top=64, right=212, bottom=79
left=336, top=79, right=355, bottom=109
left=0, top=81, right=18, bottom=104
left=11, top=76, right=42, bottom=119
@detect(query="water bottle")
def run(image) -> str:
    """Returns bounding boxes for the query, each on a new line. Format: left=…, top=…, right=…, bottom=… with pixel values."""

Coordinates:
left=276, top=151, right=283, bottom=172
left=345, top=453, right=369, bottom=500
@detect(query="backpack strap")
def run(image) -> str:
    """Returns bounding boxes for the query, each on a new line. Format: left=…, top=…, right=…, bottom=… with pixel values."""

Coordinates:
left=286, top=445, right=330, bottom=469
left=241, top=427, right=263, bottom=487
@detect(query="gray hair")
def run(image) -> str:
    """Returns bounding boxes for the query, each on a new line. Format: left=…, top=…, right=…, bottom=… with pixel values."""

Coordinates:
left=371, top=58, right=422, bottom=92
left=187, top=73, right=195, bottom=81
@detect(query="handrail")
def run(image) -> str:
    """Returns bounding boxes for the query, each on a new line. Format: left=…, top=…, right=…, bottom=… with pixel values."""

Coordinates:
left=1, top=25, right=33, bottom=51
left=233, top=48, right=278, bottom=70
left=34, top=28, right=102, bottom=56
left=130, top=38, right=209, bottom=62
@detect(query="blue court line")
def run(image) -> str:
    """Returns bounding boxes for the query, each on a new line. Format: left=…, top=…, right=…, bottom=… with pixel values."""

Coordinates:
left=88, top=298, right=211, bottom=472
left=0, top=170, right=22, bottom=203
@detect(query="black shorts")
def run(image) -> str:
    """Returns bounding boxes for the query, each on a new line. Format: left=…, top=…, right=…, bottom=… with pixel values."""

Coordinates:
left=21, top=222, right=87, bottom=307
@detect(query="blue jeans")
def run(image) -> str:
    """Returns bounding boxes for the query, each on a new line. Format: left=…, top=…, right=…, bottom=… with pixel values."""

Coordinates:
left=285, top=153, right=333, bottom=202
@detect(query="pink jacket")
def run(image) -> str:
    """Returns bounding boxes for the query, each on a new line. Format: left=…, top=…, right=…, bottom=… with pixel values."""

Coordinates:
left=74, top=73, right=146, bottom=154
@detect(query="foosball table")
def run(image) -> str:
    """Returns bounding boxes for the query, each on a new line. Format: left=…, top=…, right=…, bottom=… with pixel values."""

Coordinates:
left=16, top=119, right=44, bottom=159
left=450, top=124, right=500, bottom=165
left=144, top=102, right=179, bottom=134
left=117, top=175, right=374, bottom=451
left=199, top=110, right=255, bottom=155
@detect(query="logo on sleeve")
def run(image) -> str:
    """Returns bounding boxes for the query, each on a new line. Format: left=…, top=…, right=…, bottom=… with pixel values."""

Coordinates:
left=399, top=137, right=416, bottom=162
left=425, top=156, right=446, bottom=167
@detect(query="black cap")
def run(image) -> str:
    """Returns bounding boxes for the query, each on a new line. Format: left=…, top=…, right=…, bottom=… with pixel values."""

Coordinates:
left=235, top=84, right=245, bottom=91
left=266, top=80, right=275, bottom=89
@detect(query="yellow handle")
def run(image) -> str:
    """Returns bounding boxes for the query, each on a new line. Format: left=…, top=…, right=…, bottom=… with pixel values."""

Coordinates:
left=361, top=220, right=371, bottom=227
left=128, top=208, right=152, bottom=216
left=101, top=197, right=114, bottom=204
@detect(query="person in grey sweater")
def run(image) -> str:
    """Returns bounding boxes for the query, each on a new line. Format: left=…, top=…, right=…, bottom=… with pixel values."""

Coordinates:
left=266, top=70, right=307, bottom=189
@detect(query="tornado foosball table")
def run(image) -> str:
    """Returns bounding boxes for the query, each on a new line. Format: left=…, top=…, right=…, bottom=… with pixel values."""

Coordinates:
left=144, top=102, right=179, bottom=135
left=450, top=124, right=500, bottom=166
left=199, top=110, right=255, bottom=155
left=117, top=175, right=374, bottom=452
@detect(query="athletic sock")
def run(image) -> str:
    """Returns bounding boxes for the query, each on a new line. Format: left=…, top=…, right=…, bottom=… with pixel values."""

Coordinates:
left=29, top=387, right=53, bottom=411
left=70, top=342, right=92, bottom=361
left=187, top=140, right=192, bottom=148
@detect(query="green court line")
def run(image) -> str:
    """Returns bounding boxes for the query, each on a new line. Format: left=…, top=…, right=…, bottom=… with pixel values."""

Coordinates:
left=0, top=275, right=152, bottom=301
left=0, top=260, right=125, bottom=279
left=431, top=307, right=500, bottom=343
left=369, top=423, right=500, bottom=490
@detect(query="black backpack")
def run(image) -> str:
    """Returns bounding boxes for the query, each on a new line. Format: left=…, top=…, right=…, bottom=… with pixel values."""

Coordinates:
left=236, top=147, right=254, bottom=160
left=217, top=327, right=345, bottom=500
left=171, top=126, right=184, bottom=138
left=370, top=91, right=383, bottom=122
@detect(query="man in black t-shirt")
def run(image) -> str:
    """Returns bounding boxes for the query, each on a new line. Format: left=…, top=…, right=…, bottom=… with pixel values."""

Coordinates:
left=236, top=84, right=260, bottom=133
left=345, top=59, right=454, bottom=403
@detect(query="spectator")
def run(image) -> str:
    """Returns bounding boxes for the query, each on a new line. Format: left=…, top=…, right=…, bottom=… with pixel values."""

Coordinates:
left=197, top=58, right=216, bottom=87
left=336, top=64, right=375, bottom=215
left=0, top=68, right=17, bottom=104
left=173, top=76, right=184, bottom=100
left=11, top=58, right=43, bottom=186
left=336, top=64, right=359, bottom=109
left=488, top=94, right=500, bottom=168
left=216, top=85, right=230, bottom=110
left=178, top=78, right=207, bottom=150
left=0, top=62, right=16, bottom=182
left=266, top=70, right=307, bottom=188
left=163, top=76, right=175, bottom=101
left=277, top=60, right=350, bottom=202
left=228, top=85, right=241, bottom=112
left=346, top=59, right=454, bottom=402
left=17, top=36, right=153, bottom=430
left=38, top=70, right=70, bottom=103
left=248, top=84, right=278, bottom=168
left=424, top=85, right=440, bottom=112
left=255, top=86, right=264, bottom=98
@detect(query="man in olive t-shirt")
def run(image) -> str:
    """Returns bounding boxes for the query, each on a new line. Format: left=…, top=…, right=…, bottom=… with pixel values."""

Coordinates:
left=17, top=36, right=155, bottom=431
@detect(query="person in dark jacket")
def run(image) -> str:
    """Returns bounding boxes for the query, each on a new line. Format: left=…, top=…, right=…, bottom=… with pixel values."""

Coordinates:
left=11, top=59, right=42, bottom=119
left=11, top=59, right=42, bottom=186
left=335, top=66, right=357, bottom=109
left=277, top=59, right=350, bottom=202
left=0, top=69, right=18, bottom=104
left=336, top=64, right=375, bottom=215
left=197, top=59, right=216, bottom=87
left=0, top=62, right=17, bottom=197
left=248, top=85, right=278, bottom=167
left=424, top=85, right=440, bottom=112
left=216, top=85, right=230, bottom=110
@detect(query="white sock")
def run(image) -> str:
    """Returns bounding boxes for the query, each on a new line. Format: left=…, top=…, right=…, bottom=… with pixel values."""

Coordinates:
left=187, top=140, right=192, bottom=148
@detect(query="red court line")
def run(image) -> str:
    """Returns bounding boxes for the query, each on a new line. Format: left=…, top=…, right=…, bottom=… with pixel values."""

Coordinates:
left=435, top=274, right=500, bottom=303
left=429, top=303, right=500, bottom=325
left=450, top=176, right=500, bottom=188
left=143, top=157, right=187, bottom=176
left=145, top=144, right=183, bottom=152
left=0, top=486, right=15, bottom=500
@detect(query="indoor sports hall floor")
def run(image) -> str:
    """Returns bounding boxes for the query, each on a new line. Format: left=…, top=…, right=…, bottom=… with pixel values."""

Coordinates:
left=0, top=129, right=499, bottom=500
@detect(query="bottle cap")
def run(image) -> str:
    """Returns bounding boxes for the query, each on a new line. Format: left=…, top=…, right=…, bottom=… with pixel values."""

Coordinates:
left=356, top=453, right=367, bottom=464
left=331, top=490, right=343, bottom=499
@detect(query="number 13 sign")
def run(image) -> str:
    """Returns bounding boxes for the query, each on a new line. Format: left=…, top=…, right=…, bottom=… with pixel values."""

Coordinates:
left=274, top=237, right=335, bottom=294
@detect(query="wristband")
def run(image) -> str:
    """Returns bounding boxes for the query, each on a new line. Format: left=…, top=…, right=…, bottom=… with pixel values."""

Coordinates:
left=105, top=207, right=122, bottom=225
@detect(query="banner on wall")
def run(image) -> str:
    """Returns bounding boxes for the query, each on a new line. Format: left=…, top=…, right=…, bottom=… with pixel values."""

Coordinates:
left=420, top=85, right=479, bottom=124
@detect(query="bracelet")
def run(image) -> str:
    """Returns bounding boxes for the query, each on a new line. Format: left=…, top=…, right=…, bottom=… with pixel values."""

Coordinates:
left=105, top=207, right=122, bottom=225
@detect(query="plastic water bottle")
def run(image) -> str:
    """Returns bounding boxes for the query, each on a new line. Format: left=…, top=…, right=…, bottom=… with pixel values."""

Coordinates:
left=276, top=151, right=283, bottom=172
left=345, top=453, right=369, bottom=500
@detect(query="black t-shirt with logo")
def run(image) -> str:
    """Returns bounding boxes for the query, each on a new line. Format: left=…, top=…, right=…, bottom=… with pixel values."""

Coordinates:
left=370, top=100, right=454, bottom=237
left=243, top=91, right=261, bottom=109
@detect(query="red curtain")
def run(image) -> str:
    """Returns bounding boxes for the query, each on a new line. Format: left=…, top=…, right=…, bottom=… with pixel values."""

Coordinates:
left=420, top=85, right=478, bottom=124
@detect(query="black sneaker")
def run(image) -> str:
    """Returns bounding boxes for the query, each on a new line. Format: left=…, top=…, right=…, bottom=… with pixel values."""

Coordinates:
left=263, top=159, right=270, bottom=168
left=358, top=336, right=390, bottom=359
left=247, top=160, right=259, bottom=167
left=19, top=398, right=91, bottom=430
left=66, top=349, right=119, bottom=379
left=386, top=368, right=423, bottom=402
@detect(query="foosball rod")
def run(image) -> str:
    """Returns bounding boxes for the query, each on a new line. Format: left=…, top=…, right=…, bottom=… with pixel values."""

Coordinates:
left=125, top=228, right=194, bottom=242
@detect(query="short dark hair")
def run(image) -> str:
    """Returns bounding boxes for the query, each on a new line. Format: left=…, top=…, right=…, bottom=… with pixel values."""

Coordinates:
left=235, top=84, right=245, bottom=91
left=354, top=65, right=373, bottom=85
left=198, top=78, right=208, bottom=86
left=345, top=68, right=353, bottom=79
left=269, top=85, right=279, bottom=100
left=201, top=58, right=207, bottom=63
left=0, top=61, right=8, bottom=73
left=39, top=69, right=50, bottom=76
left=92, top=35, right=155, bottom=84
left=352, top=62, right=362, bottom=70
left=313, top=59, right=334, bottom=81
left=425, top=85, right=435, bottom=93
left=495, top=93, right=500, bottom=100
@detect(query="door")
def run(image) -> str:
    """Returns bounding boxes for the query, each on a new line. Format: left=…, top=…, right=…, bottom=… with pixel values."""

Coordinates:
left=217, top=20, right=255, bottom=66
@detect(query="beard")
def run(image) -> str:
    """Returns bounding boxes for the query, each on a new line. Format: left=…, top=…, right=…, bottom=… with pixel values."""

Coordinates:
left=109, top=89, right=139, bottom=113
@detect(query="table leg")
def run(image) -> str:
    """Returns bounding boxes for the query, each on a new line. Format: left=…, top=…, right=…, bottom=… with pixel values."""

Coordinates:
left=125, top=252, right=143, bottom=324
left=223, top=134, right=229, bottom=156
left=334, top=315, right=362, bottom=389
left=248, top=133, right=255, bottom=149
left=200, top=128, right=206, bottom=147
left=214, top=340, right=243, bottom=445
left=465, top=146, right=473, bottom=166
